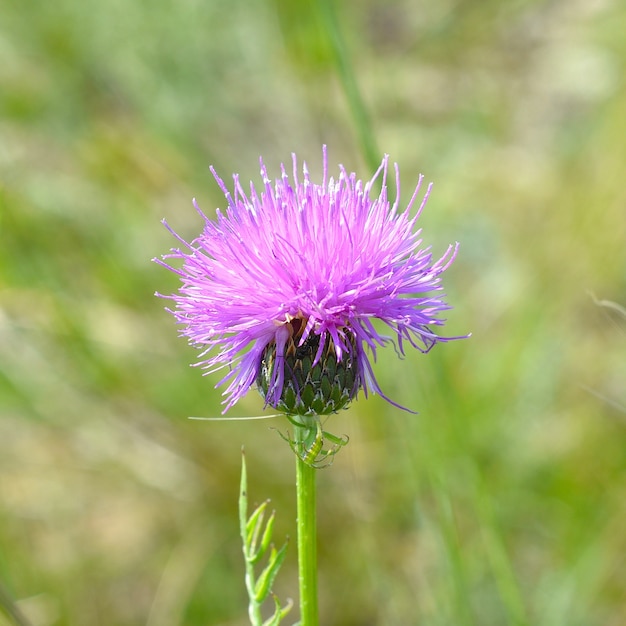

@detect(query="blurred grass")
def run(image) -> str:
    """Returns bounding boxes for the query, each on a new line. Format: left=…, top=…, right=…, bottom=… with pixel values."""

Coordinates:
left=1, top=0, right=626, bottom=625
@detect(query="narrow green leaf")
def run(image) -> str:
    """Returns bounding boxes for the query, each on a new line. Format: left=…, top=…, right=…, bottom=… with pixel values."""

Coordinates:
left=253, top=541, right=289, bottom=603
left=246, top=500, right=268, bottom=552
left=250, top=510, right=276, bottom=565
left=317, top=0, right=380, bottom=172
left=262, top=594, right=293, bottom=626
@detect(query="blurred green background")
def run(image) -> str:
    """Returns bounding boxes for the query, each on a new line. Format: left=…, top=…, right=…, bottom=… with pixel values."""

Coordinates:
left=1, top=0, right=625, bottom=624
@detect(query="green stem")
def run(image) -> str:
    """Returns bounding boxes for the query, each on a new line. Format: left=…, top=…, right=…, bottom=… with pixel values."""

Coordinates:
left=294, top=423, right=319, bottom=626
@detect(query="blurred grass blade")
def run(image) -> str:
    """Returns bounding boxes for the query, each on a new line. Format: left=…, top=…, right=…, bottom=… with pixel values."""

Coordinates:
left=317, top=0, right=380, bottom=172
left=429, top=468, right=475, bottom=626
left=472, top=467, right=529, bottom=626
left=0, top=581, right=32, bottom=626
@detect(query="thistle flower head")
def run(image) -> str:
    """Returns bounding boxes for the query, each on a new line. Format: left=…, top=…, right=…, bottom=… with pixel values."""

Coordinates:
left=155, top=147, right=463, bottom=414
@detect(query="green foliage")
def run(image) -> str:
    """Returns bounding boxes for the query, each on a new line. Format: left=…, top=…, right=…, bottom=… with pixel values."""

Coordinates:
left=239, top=451, right=292, bottom=626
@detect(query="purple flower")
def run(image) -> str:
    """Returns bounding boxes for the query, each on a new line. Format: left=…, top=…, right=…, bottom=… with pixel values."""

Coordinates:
left=155, top=147, right=463, bottom=414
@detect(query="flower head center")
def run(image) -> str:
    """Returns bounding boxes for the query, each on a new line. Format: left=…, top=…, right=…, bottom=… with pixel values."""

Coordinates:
left=256, top=317, right=360, bottom=415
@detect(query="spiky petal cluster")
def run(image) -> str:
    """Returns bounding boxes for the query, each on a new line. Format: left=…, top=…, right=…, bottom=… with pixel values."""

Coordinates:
left=155, top=147, right=462, bottom=413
